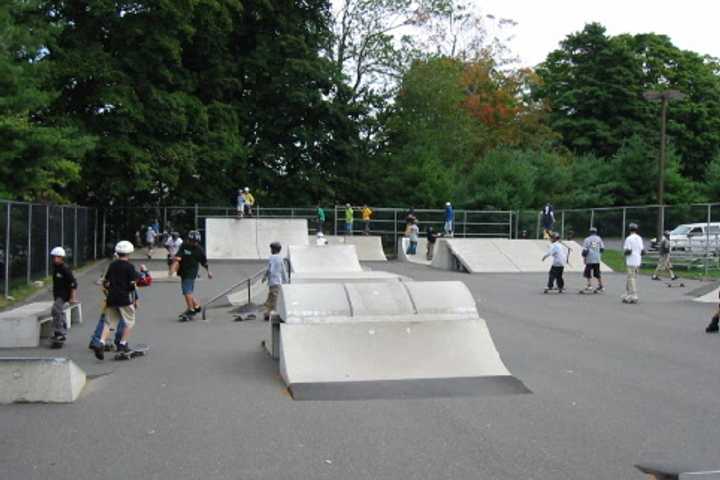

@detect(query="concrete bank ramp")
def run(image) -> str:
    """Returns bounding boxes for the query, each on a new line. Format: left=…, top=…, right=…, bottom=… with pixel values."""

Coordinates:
left=288, top=244, right=362, bottom=273
left=274, top=281, right=528, bottom=400
left=323, top=236, right=387, bottom=261
left=0, top=357, right=86, bottom=403
left=206, top=218, right=308, bottom=260
left=432, top=239, right=611, bottom=273
left=693, top=287, right=720, bottom=303
left=397, top=238, right=433, bottom=265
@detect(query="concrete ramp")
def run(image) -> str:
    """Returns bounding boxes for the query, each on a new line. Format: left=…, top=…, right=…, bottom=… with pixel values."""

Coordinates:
left=432, top=239, right=611, bottom=273
left=206, top=218, right=308, bottom=260
left=323, top=236, right=387, bottom=261
left=274, top=281, right=528, bottom=400
left=397, top=238, right=432, bottom=265
left=292, top=271, right=404, bottom=284
left=693, top=287, right=720, bottom=303
left=0, top=358, right=86, bottom=403
left=288, top=245, right=362, bottom=273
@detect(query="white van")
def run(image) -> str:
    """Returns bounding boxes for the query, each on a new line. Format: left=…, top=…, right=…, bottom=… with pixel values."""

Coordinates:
left=651, top=223, right=720, bottom=253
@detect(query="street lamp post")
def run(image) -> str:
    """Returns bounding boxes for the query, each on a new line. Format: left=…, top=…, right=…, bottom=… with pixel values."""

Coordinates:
left=643, top=89, right=686, bottom=240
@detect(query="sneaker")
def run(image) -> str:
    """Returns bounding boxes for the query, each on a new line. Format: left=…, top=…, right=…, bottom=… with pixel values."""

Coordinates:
left=193, top=306, right=202, bottom=314
left=651, top=275, right=660, bottom=281
left=706, top=322, right=719, bottom=333
left=116, top=343, right=130, bottom=353
left=92, top=342, right=105, bottom=360
left=558, top=288, right=565, bottom=294
left=595, top=287, right=605, bottom=293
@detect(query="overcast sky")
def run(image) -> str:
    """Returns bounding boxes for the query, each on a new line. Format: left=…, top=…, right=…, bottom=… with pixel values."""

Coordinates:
left=476, top=0, right=720, bottom=67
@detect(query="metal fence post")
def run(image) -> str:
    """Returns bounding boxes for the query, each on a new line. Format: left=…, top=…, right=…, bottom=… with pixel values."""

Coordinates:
left=163, top=207, right=168, bottom=232
left=393, top=209, right=398, bottom=258
left=535, top=211, right=541, bottom=239
left=463, top=210, right=468, bottom=237
left=621, top=207, right=627, bottom=239
left=73, top=206, right=78, bottom=267
left=194, top=204, right=199, bottom=229
left=333, top=206, right=338, bottom=236
left=60, top=206, right=64, bottom=249
left=706, top=204, right=711, bottom=278
left=45, top=205, right=50, bottom=278
left=93, top=209, right=98, bottom=260
left=27, top=205, right=32, bottom=284
left=507, top=211, right=512, bottom=239
left=590, top=209, right=595, bottom=229
left=560, top=210, right=565, bottom=239
left=102, top=211, right=107, bottom=258
left=5, top=203, right=11, bottom=298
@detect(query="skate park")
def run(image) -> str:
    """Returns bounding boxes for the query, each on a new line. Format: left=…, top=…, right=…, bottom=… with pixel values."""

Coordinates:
left=2, top=215, right=720, bottom=480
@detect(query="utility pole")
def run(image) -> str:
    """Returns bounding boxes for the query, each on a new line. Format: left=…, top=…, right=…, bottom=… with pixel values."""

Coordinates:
left=643, top=89, right=686, bottom=240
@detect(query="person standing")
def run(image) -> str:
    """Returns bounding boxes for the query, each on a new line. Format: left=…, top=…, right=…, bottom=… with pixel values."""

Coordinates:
left=243, top=187, right=255, bottom=217
left=165, top=232, right=183, bottom=276
left=49, top=247, right=78, bottom=346
left=145, top=226, right=157, bottom=259
left=404, top=208, right=417, bottom=237
left=316, top=204, right=326, bottom=233
left=236, top=188, right=246, bottom=218
left=542, top=233, right=567, bottom=293
left=361, top=204, right=373, bottom=235
left=172, top=230, right=213, bottom=321
left=581, top=227, right=605, bottom=292
left=91, top=241, right=137, bottom=360
left=262, top=242, right=289, bottom=320
left=541, top=203, right=555, bottom=240
left=426, top=226, right=441, bottom=260
left=406, top=219, right=420, bottom=255
left=344, top=203, right=354, bottom=236
left=444, top=202, right=454, bottom=237
left=622, top=223, right=645, bottom=304
left=652, top=230, right=678, bottom=281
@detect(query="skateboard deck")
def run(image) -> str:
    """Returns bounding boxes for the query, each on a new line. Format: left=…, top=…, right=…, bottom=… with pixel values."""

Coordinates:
left=543, top=288, right=565, bottom=294
left=114, top=344, right=149, bottom=361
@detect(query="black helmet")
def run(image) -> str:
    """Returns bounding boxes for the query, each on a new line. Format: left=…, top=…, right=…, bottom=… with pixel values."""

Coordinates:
left=188, top=230, right=201, bottom=242
left=270, top=241, right=282, bottom=254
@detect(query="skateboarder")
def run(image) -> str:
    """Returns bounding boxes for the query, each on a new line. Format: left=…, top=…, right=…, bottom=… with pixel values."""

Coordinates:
left=172, top=230, right=212, bottom=321
left=705, top=289, right=720, bottom=333
left=362, top=204, right=373, bottom=235
left=236, top=188, right=245, bottom=218
left=542, top=233, right=567, bottom=293
left=541, top=203, right=555, bottom=239
left=344, top=203, right=354, bottom=235
left=406, top=218, right=420, bottom=255
left=145, top=226, right=157, bottom=259
left=243, top=187, right=255, bottom=217
left=444, top=202, right=454, bottom=236
left=91, top=241, right=139, bottom=360
left=581, top=227, right=605, bottom=292
left=262, top=242, right=289, bottom=320
left=622, top=223, right=645, bottom=304
left=426, top=226, right=442, bottom=260
left=652, top=230, right=678, bottom=281
left=316, top=204, right=326, bottom=233
left=165, top=231, right=183, bottom=275
left=50, top=247, right=78, bottom=347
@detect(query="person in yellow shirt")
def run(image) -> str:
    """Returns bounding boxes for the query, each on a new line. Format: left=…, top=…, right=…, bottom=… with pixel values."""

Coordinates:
left=243, top=187, right=255, bottom=217
left=361, top=204, right=373, bottom=235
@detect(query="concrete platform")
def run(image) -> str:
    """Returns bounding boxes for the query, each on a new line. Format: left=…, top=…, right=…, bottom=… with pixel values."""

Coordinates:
left=324, top=236, right=387, bottom=261
left=206, top=218, right=308, bottom=260
left=0, top=357, right=86, bottom=403
left=432, top=238, right=611, bottom=273
left=288, top=244, right=362, bottom=273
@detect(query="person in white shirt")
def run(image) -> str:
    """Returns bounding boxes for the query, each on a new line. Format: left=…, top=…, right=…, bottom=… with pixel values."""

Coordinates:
left=542, top=232, right=568, bottom=293
left=165, top=232, right=183, bottom=275
left=622, top=223, right=645, bottom=303
left=145, top=226, right=157, bottom=259
left=315, top=231, right=328, bottom=246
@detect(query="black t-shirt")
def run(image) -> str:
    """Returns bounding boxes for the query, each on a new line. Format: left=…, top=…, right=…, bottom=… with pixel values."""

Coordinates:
left=177, top=243, right=208, bottom=280
left=104, top=260, right=139, bottom=307
left=52, top=263, right=77, bottom=301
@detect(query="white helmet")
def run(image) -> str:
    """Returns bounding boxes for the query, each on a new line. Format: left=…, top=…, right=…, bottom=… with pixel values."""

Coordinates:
left=316, top=232, right=324, bottom=237
left=446, top=202, right=451, bottom=206
left=244, top=187, right=250, bottom=192
left=50, top=246, right=66, bottom=257
left=115, top=240, right=135, bottom=255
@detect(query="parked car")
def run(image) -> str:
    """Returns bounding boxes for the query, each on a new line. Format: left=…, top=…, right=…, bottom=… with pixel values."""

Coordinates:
left=650, top=223, right=720, bottom=253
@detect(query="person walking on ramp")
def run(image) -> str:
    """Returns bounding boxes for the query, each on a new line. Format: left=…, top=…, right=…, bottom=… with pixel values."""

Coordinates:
left=622, top=223, right=645, bottom=304
left=581, top=227, right=605, bottom=292
left=262, top=242, right=289, bottom=320
left=652, top=230, right=678, bottom=281
left=50, top=246, right=78, bottom=347
left=543, top=233, right=567, bottom=293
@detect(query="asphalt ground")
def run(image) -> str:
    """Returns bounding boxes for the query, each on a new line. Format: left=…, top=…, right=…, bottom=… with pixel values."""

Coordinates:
left=1, top=257, right=719, bottom=479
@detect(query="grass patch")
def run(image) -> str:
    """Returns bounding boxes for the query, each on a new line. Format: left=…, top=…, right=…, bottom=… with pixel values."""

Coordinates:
left=0, top=277, right=51, bottom=310
left=602, top=249, right=720, bottom=280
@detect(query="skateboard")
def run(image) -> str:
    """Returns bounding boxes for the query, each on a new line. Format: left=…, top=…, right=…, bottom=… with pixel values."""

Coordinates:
left=579, top=287, right=604, bottom=295
left=621, top=297, right=639, bottom=304
left=665, top=280, right=685, bottom=288
left=543, top=288, right=565, bottom=294
left=178, top=310, right=198, bottom=322
left=114, top=344, right=149, bottom=361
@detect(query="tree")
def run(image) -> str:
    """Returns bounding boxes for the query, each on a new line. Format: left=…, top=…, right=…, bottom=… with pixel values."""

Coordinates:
left=0, top=1, right=94, bottom=202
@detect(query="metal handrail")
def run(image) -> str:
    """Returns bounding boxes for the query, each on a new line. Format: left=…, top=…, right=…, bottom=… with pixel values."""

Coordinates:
left=201, top=268, right=266, bottom=320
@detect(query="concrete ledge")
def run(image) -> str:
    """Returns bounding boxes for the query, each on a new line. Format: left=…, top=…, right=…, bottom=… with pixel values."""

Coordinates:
left=0, top=357, right=86, bottom=403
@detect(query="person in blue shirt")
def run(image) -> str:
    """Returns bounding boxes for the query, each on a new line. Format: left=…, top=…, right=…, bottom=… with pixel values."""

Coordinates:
left=444, top=202, right=454, bottom=236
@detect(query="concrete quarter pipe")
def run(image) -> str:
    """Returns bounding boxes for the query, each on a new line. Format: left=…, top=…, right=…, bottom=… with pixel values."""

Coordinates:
left=205, top=218, right=308, bottom=260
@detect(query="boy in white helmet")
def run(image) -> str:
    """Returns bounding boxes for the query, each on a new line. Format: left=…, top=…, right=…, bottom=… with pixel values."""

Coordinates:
left=91, top=241, right=139, bottom=359
left=444, top=202, right=454, bottom=236
left=50, top=246, right=78, bottom=346
left=243, top=187, right=255, bottom=217
left=164, top=232, right=183, bottom=276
